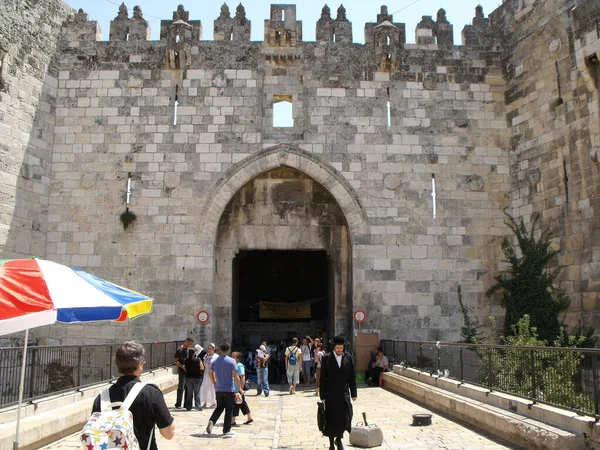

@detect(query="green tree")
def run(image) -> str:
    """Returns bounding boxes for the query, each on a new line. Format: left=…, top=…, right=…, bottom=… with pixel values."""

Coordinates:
left=478, top=315, right=593, bottom=412
left=486, top=210, right=569, bottom=344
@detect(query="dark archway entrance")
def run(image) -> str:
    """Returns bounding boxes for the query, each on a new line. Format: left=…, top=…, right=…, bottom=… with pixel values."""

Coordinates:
left=233, top=250, right=330, bottom=349
left=213, top=166, right=352, bottom=348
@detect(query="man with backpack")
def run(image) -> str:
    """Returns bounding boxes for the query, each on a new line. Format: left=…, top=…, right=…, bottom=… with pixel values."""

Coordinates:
left=285, top=337, right=303, bottom=394
left=86, top=341, right=175, bottom=450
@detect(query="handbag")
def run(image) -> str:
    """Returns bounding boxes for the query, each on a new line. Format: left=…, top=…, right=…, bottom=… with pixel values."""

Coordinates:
left=243, top=379, right=251, bottom=391
left=317, top=401, right=326, bottom=434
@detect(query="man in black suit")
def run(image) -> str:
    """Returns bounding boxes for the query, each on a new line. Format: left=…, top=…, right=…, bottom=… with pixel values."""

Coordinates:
left=319, top=335, right=357, bottom=450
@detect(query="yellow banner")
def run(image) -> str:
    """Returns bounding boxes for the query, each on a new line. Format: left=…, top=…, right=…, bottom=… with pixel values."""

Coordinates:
left=259, top=301, right=311, bottom=319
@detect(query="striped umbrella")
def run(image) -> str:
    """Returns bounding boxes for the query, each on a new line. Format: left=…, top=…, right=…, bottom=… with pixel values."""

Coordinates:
left=0, top=257, right=153, bottom=449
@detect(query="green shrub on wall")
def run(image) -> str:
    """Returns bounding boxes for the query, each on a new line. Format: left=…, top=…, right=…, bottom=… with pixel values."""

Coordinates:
left=486, top=210, right=569, bottom=344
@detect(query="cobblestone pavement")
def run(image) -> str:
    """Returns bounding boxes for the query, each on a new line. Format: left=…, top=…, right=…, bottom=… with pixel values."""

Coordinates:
left=42, top=383, right=518, bottom=449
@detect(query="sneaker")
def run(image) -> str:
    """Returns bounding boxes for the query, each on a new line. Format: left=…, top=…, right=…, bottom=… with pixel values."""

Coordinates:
left=206, top=420, right=214, bottom=435
left=256, top=392, right=262, bottom=396
left=265, top=392, right=269, bottom=397
left=222, top=430, right=235, bottom=437
left=231, top=422, right=240, bottom=427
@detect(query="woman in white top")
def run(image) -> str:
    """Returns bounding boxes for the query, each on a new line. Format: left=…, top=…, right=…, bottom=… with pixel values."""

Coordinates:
left=314, top=343, right=325, bottom=396
left=200, top=343, right=218, bottom=408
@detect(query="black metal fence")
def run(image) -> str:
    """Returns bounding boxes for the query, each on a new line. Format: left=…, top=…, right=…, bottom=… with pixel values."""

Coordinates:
left=381, top=339, right=600, bottom=418
left=0, top=341, right=179, bottom=407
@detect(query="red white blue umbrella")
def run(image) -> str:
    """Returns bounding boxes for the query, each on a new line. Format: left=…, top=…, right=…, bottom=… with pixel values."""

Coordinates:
left=0, top=258, right=152, bottom=334
left=0, top=257, right=153, bottom=449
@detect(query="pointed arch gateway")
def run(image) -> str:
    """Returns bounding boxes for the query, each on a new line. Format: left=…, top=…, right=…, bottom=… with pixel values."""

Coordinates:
left=201, top=144, right=368, bottom=347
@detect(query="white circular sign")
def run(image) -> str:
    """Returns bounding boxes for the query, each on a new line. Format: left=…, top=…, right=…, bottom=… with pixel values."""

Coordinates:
left=354, top=310, right=367, bottom=323
left=196, top=310, right=210, bottom=323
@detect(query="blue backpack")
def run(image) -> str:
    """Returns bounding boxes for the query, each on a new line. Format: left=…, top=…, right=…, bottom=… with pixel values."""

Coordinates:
left=288, top=346, right=298, bottom=365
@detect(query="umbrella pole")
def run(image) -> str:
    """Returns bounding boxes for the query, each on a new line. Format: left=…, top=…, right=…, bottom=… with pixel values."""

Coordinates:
left=13, top=328, right=28, bottom=450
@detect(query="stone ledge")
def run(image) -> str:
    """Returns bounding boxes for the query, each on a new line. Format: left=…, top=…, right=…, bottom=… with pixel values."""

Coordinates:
left=383, top=369, right=590, bottom=450
left=0, top=367, right=178, bottom=450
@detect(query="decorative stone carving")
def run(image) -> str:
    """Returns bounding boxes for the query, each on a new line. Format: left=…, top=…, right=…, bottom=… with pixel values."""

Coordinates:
left=336, top=5, right=347, bottom=21
left=164, top=172, right=181, bottom=189
left=127, top=74, right=143, bottom=88
left=235, top=3, right=248, bottom=24
left=133, top=6, right=144, bottom=20
left=549, top=39, right=561, bottom=54
left=116, top=2, right=128, bottom=20
left=20, top=164, right=32, bottom=180
left=74, top=8, right=89, bottom=23
left=80, top=172, right=97, bottom=189
left=384, top=173, right=401, bottom=190
left=528, top=168, right=541, bottom=184
left=220, top=3, right=231, bottom=19
left=212, top=73, right=228, bottom=87
left=466, top=174, right=484, bottom=191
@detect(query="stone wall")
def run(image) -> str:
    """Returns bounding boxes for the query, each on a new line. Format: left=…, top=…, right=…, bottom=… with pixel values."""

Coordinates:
left=491, top=0, right=600, bottom=330
left=33, top=3, right=510, bottom=345
left=0, top=0, right=74, bottom=259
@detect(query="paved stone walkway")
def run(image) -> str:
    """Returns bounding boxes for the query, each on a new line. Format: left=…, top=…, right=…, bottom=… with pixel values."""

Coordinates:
left=42, top=383, right=518, bottom=449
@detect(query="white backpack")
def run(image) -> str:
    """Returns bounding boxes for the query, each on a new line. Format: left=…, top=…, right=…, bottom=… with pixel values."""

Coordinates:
left=80, top=382, right=154, bottom=450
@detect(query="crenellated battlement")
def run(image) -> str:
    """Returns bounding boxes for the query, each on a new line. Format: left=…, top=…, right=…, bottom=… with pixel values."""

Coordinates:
left=60, top=3, right=498, bottom=77
left=63, top=3, right=495, bottom=49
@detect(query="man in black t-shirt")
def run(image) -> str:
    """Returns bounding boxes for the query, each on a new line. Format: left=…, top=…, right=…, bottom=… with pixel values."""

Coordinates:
left=92, top=342, right=175, bottom=450
left=173, top=337, right=194, bottom=408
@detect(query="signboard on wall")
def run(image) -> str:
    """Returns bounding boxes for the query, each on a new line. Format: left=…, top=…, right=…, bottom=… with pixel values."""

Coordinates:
left=259, top=301, right=311, bottom=319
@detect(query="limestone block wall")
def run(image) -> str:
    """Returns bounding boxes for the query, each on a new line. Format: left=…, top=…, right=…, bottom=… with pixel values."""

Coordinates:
left=0, top=0, right=74, bottom=259
left=29, top=4, right=513, bottom=345
left=491, top=0, right=600, bottom=330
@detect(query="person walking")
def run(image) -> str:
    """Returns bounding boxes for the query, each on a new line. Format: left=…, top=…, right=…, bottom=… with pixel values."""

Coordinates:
left=320, top=336, right=357, bottom=450
left=173, top=337, right=194, bottom=409
left=314, top=342, right=325, bottom=396
left=285, top=337, right=303, bottom=394
left=194, top=344, right=207, bottom=409
left=200, top=343, right=218, bottom=408
left=230, top=351, right=254, bottom=426
left=255, top=343, right=270, bottom=397
left=183, top=348, right=204, bottom=411
left=205, top=342, right=242, bottom=437
left=300, top=336, right=313, bottom=386
left=91, top=342, right=175, bottom=450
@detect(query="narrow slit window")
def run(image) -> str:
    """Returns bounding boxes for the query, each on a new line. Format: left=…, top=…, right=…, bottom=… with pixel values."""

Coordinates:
left=281, top=9, right=285, bottom=21
left=333, top=33, right=336, bottom=43
left=563, top=159, right=569, bottom=203
left=273, top=94, right=294, bottom=128
left=386, top=35, right=391, bottom=45
left=431, top=174, right=437, bottom=219
left=126, top=173, right=132, bottom=208
left=230, top=32, right=234, bottom=41
left=175, top=33, right=180, bottom=43
left=386, top=87, right=391, bottom=127
left=173, top=85, right=179, bottom=125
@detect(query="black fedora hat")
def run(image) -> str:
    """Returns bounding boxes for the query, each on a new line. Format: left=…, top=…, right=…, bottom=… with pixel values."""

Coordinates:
left=329, top=335, right=349, bottom=345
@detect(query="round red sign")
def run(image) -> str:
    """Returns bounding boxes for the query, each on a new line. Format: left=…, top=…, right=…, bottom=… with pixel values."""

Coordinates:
left=353, top=310, right=366, bottom=323
left=196, top=310, right=210, bottom=323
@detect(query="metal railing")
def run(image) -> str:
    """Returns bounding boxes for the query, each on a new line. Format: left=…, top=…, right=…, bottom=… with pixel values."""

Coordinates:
left=381, top=339, right=600, bottom=418
left=0, top=341, right=179, bottom=407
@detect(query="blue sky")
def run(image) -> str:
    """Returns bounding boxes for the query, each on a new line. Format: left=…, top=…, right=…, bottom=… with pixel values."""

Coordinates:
left=66, top=0, right=503, bottom=44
